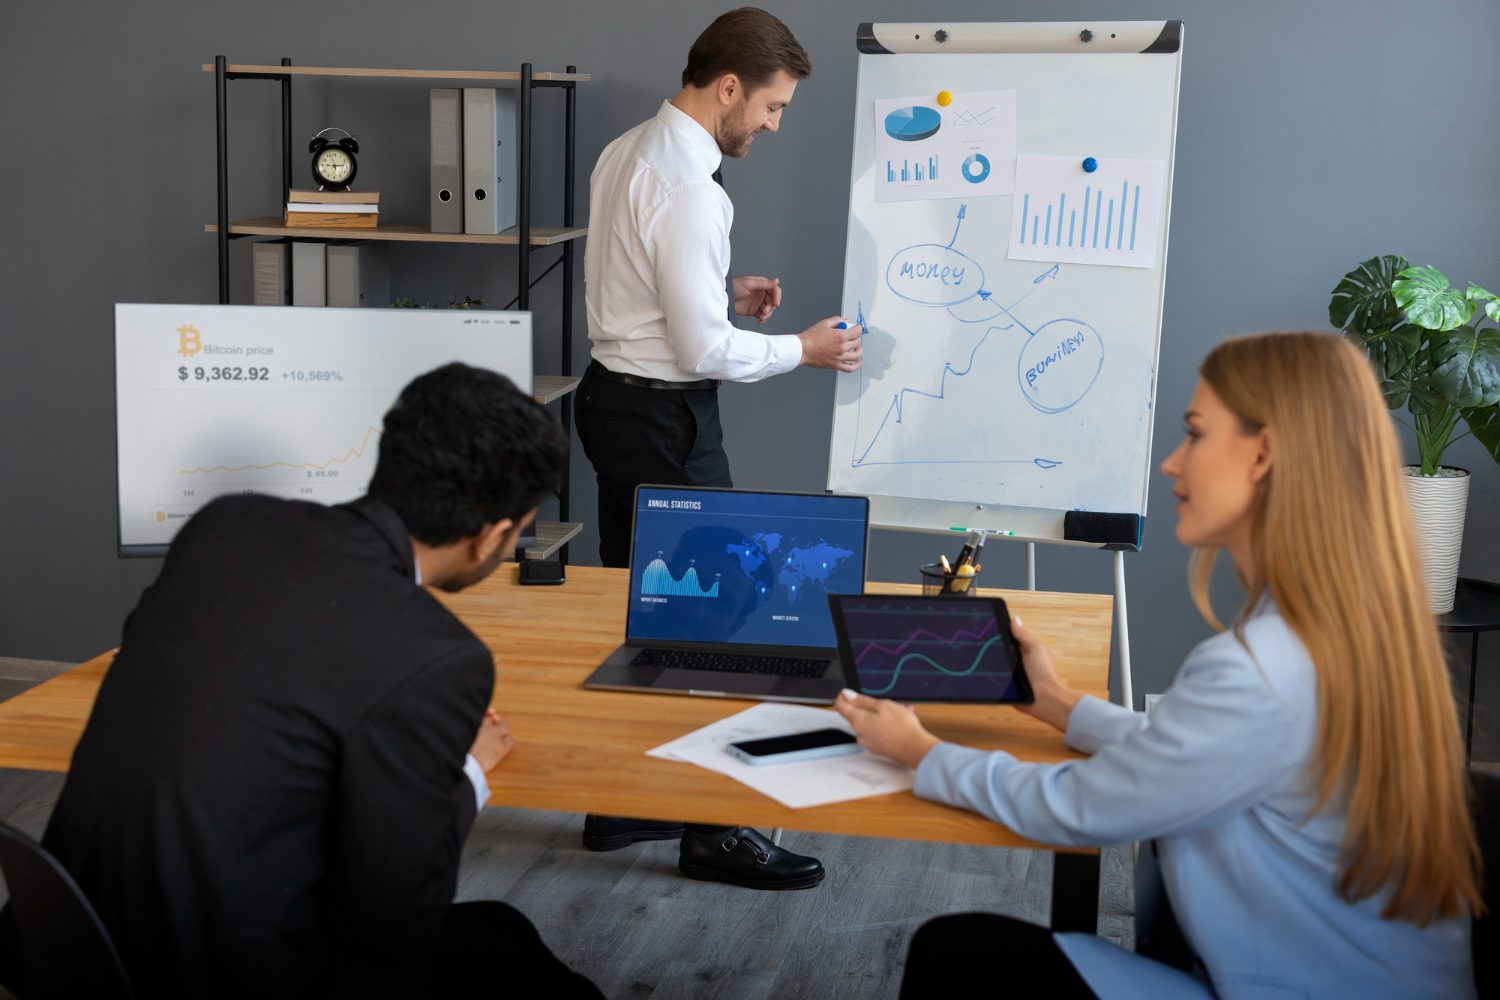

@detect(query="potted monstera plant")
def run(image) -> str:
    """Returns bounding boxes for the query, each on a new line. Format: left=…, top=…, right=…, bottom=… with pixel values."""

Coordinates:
left=1330, top=255, right=1500, bottom=612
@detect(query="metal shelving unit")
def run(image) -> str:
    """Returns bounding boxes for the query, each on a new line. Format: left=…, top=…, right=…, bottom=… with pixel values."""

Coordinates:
left=206, top=57, right=587, bottom=560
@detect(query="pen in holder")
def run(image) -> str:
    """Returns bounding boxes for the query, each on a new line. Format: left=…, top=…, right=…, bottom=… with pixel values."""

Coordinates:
left=919, top=562, right=982, bottom=596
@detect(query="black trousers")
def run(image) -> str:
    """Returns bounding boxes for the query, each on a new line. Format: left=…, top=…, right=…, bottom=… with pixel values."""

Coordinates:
left=574, top=364, right=732, bottom=569
left=0, top=899, right=599, bottom=999
left=574, top=363, right=737, bottom=839
left=425, top=901, right=601, bottom=997
left=898, top=913, right=1096, bottom=999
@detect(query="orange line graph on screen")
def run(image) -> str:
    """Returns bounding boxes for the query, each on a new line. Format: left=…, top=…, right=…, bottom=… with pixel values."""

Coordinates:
left=179, top=426, right=380, bottom=475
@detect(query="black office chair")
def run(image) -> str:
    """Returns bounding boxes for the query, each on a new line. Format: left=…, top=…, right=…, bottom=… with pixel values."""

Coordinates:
left=1469, top=767, right=1500, bottom=996
left=0, top=820, right=134, bottom=999
left=1133, top=839, right=1194, bottom=971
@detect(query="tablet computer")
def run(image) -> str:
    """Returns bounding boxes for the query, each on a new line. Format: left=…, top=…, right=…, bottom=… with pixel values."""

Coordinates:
left=828, top=594, right=1033, bottom=704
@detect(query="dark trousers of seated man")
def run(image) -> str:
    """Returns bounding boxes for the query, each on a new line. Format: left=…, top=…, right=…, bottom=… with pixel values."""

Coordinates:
left=574, top=365, right=823, bottom=888
left=899, top=913, right=1097, bottom=999
left=0, top=899, right=602, bottom=999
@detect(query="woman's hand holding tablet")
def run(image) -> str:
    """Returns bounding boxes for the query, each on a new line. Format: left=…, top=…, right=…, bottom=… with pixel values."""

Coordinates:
left=827, top=594, right=1033, bottom=704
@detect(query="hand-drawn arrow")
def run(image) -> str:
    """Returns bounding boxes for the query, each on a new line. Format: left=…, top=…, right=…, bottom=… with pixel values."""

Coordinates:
left=946, top=203, right=968, bottom=248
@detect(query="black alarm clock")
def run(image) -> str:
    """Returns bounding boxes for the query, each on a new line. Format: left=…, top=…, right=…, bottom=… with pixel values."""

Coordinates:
left=309, top=127, right=358, bottom=190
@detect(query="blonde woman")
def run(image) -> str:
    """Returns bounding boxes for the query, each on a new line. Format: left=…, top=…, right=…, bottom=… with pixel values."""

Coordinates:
left=837, top=332, right=1480, bottom=999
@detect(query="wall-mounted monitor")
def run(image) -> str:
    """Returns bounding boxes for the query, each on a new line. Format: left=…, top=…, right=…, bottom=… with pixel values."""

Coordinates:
left=114, top=303, right=532, bottom=556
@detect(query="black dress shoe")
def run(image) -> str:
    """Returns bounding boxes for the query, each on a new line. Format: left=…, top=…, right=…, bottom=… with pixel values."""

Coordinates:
left=581, top=814, right=686, bottom=852
left=678, top=826, right=825, bottom=890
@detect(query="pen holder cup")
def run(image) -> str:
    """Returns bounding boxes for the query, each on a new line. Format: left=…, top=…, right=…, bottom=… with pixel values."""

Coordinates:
left=919, top=563, right=982, bottom=597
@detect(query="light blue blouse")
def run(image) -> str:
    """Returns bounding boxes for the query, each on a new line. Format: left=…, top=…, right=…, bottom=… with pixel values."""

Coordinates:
left=913, top=604, right=1473, bottom=999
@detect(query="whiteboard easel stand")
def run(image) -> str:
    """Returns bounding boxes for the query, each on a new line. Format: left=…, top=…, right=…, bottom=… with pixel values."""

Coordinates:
left=1114, top=551, right=1133, bottom=710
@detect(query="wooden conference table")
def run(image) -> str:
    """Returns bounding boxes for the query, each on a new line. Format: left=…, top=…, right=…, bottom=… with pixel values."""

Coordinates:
left=0, top=565, right=1114, bottom=927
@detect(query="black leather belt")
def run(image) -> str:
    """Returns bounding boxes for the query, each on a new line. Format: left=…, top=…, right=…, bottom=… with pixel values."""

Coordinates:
left=586, top=359, right=718, bottom=390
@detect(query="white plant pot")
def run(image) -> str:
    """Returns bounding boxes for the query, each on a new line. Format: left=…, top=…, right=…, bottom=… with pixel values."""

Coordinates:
left=1404, top=466, right=1470, bottom=614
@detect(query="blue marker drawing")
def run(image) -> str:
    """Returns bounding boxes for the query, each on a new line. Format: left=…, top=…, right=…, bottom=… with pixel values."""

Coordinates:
left=946, top=204, right=967, bottom=248
left=836, top=302, right=868, bottom=336
left=848, top=205, right=1104, bottom=469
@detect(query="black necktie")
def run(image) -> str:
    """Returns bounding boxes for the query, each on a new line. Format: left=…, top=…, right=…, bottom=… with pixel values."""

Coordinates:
left=711, top=169, right=731, bottom=318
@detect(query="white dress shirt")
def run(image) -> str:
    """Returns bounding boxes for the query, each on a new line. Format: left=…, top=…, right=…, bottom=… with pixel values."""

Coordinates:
left=584, top=99, right=803, bottom=382
left=415, top=558, right=491, bottom=813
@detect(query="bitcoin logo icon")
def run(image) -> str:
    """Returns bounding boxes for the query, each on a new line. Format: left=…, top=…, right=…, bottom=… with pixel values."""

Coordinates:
left=177, top=324, right=203, bottom=358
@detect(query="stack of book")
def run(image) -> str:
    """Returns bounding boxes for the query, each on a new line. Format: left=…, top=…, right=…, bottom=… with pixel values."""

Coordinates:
left=284, top=189, right=379, bottom=228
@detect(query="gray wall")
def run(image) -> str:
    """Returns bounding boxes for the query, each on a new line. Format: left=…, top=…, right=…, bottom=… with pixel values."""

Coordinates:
left=3, top=1, right=1497, bottom=743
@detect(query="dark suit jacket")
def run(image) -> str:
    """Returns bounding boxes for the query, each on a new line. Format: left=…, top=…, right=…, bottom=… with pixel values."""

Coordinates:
left=41, top=495, right=492, bottom=998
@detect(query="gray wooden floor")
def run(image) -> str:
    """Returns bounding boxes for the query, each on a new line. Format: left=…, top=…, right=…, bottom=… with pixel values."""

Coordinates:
left=0, top=658, right=1133, bottom=999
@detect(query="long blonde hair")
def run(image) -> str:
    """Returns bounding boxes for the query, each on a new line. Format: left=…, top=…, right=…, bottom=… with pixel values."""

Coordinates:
left=1189, top=331, right=1480, bottom=925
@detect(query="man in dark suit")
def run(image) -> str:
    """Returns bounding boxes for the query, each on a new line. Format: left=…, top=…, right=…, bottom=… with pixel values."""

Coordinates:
left=15, top=364, right=600, bottom=998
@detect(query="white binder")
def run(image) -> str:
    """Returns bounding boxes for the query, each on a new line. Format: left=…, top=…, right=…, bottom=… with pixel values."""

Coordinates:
left=290, top=241, right=327, bottom=307
left=326, top=242, right=391, bottom=308
left=462, top=87, right=517, bottom=235
left=430, top=88, right=464, bottom=234
left=251, top=240, right=290, bottom=306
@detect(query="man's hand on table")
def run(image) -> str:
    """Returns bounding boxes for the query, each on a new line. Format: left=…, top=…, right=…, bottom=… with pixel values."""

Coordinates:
left=469, top=708, right=515, bottom=772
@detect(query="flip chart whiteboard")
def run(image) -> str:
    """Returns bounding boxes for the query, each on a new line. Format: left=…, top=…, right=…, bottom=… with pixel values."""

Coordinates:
left=827, top=21, right=1183, bottom=549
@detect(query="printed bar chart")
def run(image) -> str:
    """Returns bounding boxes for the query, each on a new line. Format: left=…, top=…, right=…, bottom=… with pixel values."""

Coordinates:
left=1007, top=154, right=1166, bottom=270
left=886, top=156, right=939, bottom=183
left=1018, top=182, right=1141, bottom=251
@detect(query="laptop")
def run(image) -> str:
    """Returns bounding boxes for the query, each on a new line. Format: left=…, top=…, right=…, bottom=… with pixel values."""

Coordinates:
left=583, top=485, right=870, bottom=704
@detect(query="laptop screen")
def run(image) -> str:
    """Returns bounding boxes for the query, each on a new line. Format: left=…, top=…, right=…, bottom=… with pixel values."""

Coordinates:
left=627, top=487, right=869, bottom=649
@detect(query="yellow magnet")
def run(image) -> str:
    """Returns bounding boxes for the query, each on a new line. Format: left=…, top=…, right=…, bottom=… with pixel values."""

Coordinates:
left=936, top=90, right=953, bottom=107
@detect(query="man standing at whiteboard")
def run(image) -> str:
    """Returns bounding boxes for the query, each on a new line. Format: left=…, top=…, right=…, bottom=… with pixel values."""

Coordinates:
left=577, top=7, right=860, bottom=889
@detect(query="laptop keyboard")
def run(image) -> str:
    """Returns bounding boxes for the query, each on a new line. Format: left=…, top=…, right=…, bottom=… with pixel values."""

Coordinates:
left=631, top=648, right=829, bottom=679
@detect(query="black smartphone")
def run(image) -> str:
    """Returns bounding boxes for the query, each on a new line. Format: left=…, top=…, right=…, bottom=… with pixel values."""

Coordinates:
left=726, top=728, right=860, bottom=766
left=518, top=559, right=566, bottom=586
left=828, top=594, right=1033, bottom=704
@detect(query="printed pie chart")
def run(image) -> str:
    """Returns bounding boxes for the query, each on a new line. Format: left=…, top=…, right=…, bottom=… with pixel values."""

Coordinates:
left=884, top=105, right=942, bottom=142
left=962, top=153, right=992, bottom=183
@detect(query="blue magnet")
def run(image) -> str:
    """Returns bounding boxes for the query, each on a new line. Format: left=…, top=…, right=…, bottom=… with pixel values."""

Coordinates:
left=1082, top=157, right=1098, bottom=173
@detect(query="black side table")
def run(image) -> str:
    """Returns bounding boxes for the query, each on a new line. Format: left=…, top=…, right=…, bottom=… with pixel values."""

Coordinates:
left=1441, top=578, right=1500, bottom=763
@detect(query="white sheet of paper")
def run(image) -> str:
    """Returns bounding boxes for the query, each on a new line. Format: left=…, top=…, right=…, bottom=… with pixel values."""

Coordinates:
left=647, top=703, right=915, bottom=809
left=874, top=91, right=1016, bottom=203
left=1007, top=154, right=1166, bottom=269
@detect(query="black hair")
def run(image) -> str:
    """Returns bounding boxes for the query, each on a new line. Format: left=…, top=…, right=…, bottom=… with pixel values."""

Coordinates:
left=368, top=362, right=566, bottom=546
